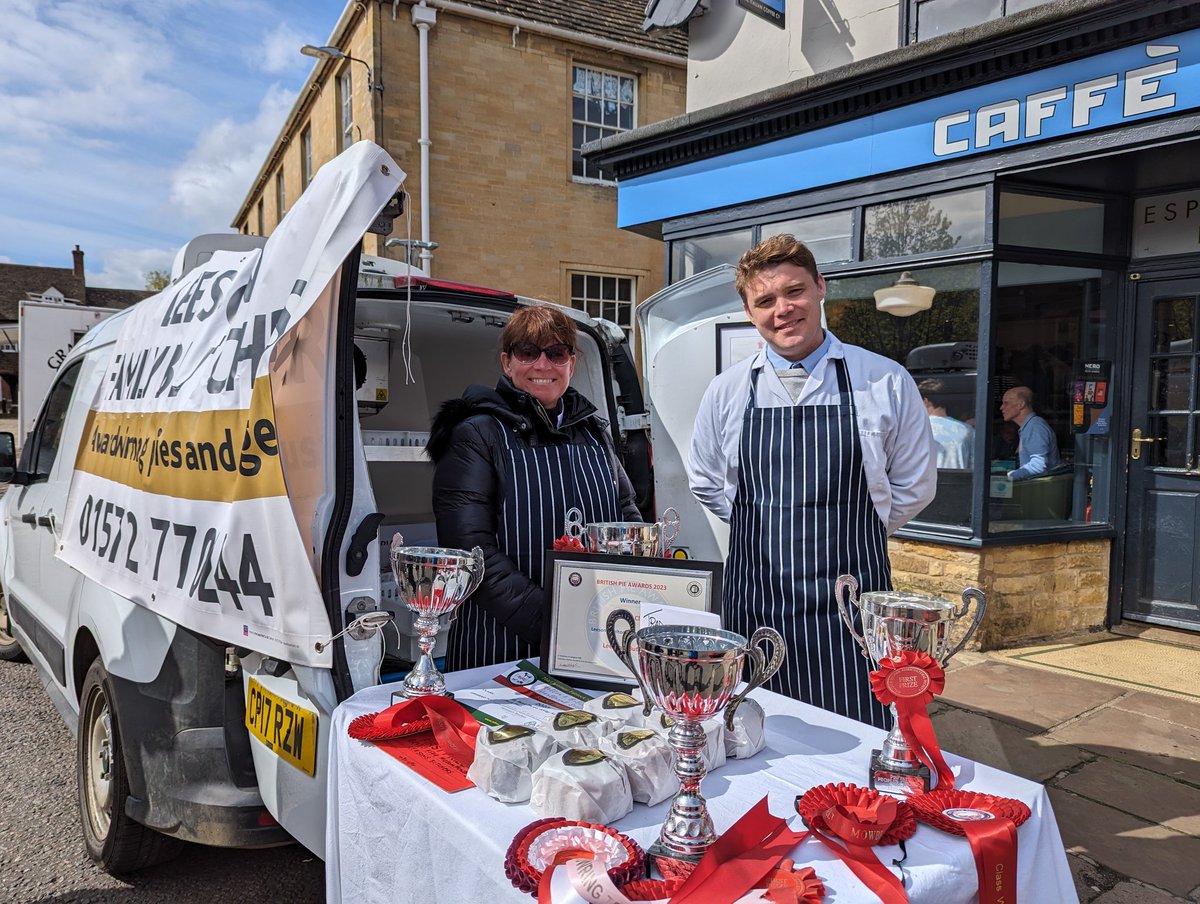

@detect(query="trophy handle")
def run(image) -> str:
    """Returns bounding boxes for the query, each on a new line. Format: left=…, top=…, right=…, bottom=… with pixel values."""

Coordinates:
left=725, top=626, right=785, bottom=730
left=659, top=507, right=680, bottom=547
left=605, top=608, right=653, bottom=716
left=834, top=574, right=870, bottom=660
left=564, top=507, right=585, bottom=542
left=944, top=587, right=987, bottom=661
left=464, top=546, right=486, bottom=598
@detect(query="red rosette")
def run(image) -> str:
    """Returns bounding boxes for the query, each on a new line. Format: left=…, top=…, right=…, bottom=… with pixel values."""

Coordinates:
left=907, top=788, right=1031, bottom=835
left=795, top=782, right=916, bottom=846
left=763, top=859, right=826, bottom=903
left=347, top=709, right=431, bottom=741
left=868, top=651, right=945, bottom=705
left=655, top=856, right=698, bottom=882
left=503, top=818, right=645, bottom=898
left=553, top=534, right=586, bottom=552
left=621, top=877, right=686, bottom=900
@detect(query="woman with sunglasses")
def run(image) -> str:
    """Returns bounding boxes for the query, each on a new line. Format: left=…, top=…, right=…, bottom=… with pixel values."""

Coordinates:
left=426, top=304, right=642, bottom=672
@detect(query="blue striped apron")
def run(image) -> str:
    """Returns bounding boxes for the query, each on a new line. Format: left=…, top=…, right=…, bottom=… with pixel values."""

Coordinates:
left=447, top=417, right=621, bottom=671
left=723, top=357, right=892, bottom=729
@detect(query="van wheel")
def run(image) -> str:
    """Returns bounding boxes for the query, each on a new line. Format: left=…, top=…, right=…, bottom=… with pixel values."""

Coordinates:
left=78, top=658, right=181, bottom=873
left=0, top=589, right=26, bottom=662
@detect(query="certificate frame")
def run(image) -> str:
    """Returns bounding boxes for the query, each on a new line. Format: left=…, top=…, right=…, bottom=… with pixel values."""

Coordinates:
left=715, top=321, right=764, bottom=374
left=540, top=551, right=723, bottom=692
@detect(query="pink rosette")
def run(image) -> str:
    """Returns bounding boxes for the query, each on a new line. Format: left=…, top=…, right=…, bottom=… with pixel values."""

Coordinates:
left=504, top=818, right=645, bottom=898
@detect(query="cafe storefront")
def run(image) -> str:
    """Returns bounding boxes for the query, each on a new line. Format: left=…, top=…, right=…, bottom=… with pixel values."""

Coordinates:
left=589, top=4, right=1200, bottom=647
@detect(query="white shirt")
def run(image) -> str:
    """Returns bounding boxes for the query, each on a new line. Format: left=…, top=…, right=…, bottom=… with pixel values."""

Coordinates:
left=688, top=332, right=937, bottom=535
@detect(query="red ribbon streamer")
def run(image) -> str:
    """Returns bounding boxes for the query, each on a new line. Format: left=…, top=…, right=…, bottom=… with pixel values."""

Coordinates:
left=350, top=695, right=480, bottom=767
left=869, top=652, right=955, bottom=790
left=962, top=817, right=1019, bottom=904
left=669, top=797, right=807, bottom=904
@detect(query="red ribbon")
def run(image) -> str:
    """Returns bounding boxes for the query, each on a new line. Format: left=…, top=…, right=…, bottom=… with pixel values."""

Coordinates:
left=869, top=651, right=955, bottom=790
left=962, top=817, right=1019, bottom=904
left=349, top=695, right=480, bottom=767
left=553, top=534, right=586, bottom=552
left=799, top=795, right=909, bottom=904
left=669, top=797, right=806, bottom=904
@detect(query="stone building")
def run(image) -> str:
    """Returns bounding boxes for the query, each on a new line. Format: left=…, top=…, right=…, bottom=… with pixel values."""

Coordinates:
left=233, top=0, right=687, bottom=339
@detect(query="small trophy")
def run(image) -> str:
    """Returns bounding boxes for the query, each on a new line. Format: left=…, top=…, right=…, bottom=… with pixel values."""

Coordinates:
left=835, top=575, right=985, bottom=796
left=585, top=507, right=680, bottom=557
left=390, top=535, right=484, bottom=698
left=606, top=609, right=783, bottom=863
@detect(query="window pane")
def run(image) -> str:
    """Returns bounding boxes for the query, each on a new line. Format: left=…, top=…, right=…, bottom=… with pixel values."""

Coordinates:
left=761, top=210, right=854, bottom=265
left=917, top=0, right=1001, bottom=40
left=862, top=188, right=986, bottom=259
left=572, top=67, right=587, bottom=94
left=619, top=78, right=634, bottom=105
left=1145, top=415, right=1188, bottom=468
left=670, top=228, right=754, bottom=282
left=572, top=95, right=585, bottom=120
left=1152, top=297, right=1193, bottom=353
left=998, top=193, right=1105, bottom=253
left=619, top=105, right=633, bottom=129
left=825, top=263, right=981, bottom=529
left=1151, top=357, right=1193, bottom=411
left=601, top=277, right=616, bottom=300
left=603, top=74, right=617, bottom=100
left=587, top=97, right=601, bottom=123
left=571, top=274, right=585, bottom=296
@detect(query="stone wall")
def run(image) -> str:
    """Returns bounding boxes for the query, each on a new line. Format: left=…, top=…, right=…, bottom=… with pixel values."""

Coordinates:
left=888, top=537, right=1111, bottom=650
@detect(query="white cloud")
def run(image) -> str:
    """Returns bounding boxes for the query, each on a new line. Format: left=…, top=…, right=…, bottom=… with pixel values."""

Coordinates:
left=260, top=23, right=309, bottom=76
left=168, top=83, right=297, bottom=230
left=90, top=247, right=177, bottom=290
left=0, top=256, right=11, bottom=264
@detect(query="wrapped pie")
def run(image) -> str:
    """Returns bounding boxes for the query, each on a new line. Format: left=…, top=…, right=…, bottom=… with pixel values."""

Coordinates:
left=467, top=724, right=559, bottom=803
left=653, top=711, right=726, bottom=772
left=583, top=691, right=647, bottom=728
left=724, top=697, right=767, bottom=759
left=598, top=728, right=676, bottom=805
left=530, top=748, right=634, bottom=824
left=539, top=709, right=611, bottom=749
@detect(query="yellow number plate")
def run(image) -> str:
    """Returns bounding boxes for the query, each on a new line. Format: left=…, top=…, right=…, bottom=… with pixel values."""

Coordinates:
left=245, top=677, right=318, bottom=777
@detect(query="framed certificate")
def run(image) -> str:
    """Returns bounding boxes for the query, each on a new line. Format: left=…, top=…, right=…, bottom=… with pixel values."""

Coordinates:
left=715, top=322, right=764, bottom=373
left=540, top=552, right=723, bottom=691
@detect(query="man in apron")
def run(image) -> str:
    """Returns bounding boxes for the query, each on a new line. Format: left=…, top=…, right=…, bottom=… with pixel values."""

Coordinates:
left=688, top=235, right=936, bottom=729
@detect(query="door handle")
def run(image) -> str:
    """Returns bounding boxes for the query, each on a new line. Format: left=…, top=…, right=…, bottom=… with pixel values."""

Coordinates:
left=1130, top=427, right=1157, bottom=461
left=36, top=515, right=52, bottom=528
left=20, top=512, right=35, bottom=525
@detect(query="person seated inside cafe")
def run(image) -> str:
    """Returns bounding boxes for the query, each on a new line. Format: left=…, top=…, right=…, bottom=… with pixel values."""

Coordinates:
left=999, top=385, right=1060, bottom=480
left=918, top=378, right=974, bottom=470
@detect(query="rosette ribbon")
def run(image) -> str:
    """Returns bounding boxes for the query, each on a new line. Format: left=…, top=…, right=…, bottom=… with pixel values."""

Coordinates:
left=909, top=789, right=1030, bottom=904
left=553, top=533, right=586, bottom=552
left=869, top=651, right=955, bottom=790
left=795, top=783, right=916, bottom=904
left=346, top=694, right=480, bottom=768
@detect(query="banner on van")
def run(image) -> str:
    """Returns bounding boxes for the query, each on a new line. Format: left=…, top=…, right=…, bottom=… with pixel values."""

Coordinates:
left=58, top=141, right=405, bottom=667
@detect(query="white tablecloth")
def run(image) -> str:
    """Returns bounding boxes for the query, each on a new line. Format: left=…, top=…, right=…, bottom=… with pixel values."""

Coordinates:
left=327, top=663, right=1075, bottom=903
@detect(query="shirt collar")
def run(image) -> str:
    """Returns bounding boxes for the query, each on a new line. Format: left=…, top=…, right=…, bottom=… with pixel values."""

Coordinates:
left=762, top=330, right=832, bottom=371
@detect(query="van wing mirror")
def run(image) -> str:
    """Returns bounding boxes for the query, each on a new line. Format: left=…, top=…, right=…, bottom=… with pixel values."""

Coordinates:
left=0, top=432, right=16, bottom=483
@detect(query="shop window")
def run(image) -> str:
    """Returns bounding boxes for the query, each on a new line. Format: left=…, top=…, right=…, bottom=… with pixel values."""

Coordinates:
left=906, top=0, right=1052, bottom=43
left=571, top=272, right=635, bottom=338
left=761, top=210, right=854, bottom=266
left=670, top=228, right=753, bottom=283
left=572, top=66, right=636, bottom=184
left=824, top=263, right=982, bottom=530
left=988, top=263, right=1118, bottom=533
left=998, top=192, right=1105, bottom=254
left=862, top=188, right=986, bottom=260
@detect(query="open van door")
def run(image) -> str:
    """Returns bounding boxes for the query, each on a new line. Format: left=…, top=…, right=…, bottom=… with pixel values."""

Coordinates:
left=637, top=265, right=748, bottom=562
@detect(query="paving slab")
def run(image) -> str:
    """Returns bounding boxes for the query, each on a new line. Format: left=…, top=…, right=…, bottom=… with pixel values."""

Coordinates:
left=1110, top=692, right=1200, bottom=732
left=1071, top=852, right=1122, bottom=903
left=1055, top=759, right=1200, bottom=839
left=1049, top=706, right=1200, bottom=786
left=940, top=660, right=1125, bottom=730
left=932, top=705, right=1090, bottom=782
left=1093, top=881, right=1189, bottom=903
left=1048, top=787, right=1200, bottom=897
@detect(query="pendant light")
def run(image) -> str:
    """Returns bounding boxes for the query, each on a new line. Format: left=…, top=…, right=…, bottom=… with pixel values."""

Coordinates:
left=874, top=272, right=935, bottom=317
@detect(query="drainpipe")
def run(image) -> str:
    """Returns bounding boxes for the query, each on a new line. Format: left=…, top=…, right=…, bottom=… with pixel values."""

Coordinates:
left=411, top=1, right=437, bottom=275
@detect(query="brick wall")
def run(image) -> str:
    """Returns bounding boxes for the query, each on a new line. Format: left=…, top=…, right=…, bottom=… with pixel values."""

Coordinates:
left=888, top=537, right=1111, bottom=650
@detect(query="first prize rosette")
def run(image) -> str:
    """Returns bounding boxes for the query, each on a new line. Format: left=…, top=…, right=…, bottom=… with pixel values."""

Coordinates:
left=909, top=788, right=1031, bottom=904
left=868, top=650, right=955, bottom=791
left=794, top=783, right=915, bottom=904
left=504, top=818, right=645, bottom=899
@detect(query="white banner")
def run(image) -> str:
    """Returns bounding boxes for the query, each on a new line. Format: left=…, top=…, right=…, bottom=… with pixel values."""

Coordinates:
left=59, top=141, right=405, bottom=667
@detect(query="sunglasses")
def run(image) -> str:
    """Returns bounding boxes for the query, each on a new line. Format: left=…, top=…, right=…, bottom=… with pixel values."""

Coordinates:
left=508, top=342, right=574, bottom=365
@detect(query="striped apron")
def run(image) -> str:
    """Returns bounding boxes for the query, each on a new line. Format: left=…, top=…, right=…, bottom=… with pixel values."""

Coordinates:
left=447, top=417, right=621, bottom=671
left=723, top=357, right=892, bottom=729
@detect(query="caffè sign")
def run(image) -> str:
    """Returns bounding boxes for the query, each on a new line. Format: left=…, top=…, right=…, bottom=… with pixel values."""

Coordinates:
left=1133, top=189, right=1200, bottom=257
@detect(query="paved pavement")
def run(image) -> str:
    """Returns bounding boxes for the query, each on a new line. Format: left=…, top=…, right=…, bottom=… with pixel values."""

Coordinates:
left=936, top=625, right=1200, bottom=903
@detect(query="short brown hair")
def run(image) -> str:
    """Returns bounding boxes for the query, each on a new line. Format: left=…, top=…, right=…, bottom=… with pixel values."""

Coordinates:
left=501, top=304, right=577, bottom=353
left=734, top=234, right=820, bottom=301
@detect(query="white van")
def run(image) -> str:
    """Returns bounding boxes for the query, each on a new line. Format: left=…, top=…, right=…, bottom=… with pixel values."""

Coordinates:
left=0, top=143, right=650, bottom=872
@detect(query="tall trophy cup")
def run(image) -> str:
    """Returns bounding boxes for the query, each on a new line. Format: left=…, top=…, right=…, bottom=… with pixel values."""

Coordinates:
left=390, top=534, right=484, bottom=699
left=835, top=575, right=985, bottom=795
left=606, top=609, right=784, bottom=863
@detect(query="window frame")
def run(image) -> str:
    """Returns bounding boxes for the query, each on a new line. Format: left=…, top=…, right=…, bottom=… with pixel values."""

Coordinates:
left=568, top=270, right=638, bottom=340
left=275, top=170, right=286, bottom=222
left=301, top=125, right=313, bottom=189
left=338, top=70, right=354, bottom=152
left=570, top=63, right=638, bottom=186
left=18, top=359, right=84, bottom=483
left=901, top=0, right=1052, bottom=45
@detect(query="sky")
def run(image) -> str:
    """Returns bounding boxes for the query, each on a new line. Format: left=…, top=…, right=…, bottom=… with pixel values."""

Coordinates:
left=0, top=0, right=339, bottom=289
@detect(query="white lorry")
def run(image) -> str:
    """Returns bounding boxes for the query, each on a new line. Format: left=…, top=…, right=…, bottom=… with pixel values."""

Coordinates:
left=0, top=142, right=651, bottom=872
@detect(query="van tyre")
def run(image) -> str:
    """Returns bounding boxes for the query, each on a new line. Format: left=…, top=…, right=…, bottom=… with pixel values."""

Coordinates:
left=0, top=590, right=26, bottom=662
left=78, top=658, right=181, bottom=873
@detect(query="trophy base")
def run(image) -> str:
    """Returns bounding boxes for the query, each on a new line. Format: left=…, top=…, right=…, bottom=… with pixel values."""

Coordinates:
left=391, top=689, right=454, bottom=703
left=869, top=749, right=930, bottom=797
left=647, top=839, right=706, bottom=872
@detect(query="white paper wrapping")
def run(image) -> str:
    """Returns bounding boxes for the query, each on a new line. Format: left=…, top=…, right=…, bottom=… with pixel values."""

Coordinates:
left=467, top=725, right=559, bottom=803
left=583, top=691, right=648, bottom=729
left=651, top=710, right=727, bottom=772
left=725, top=697, right=767, bottom=759
left=539, top=709, right=612, bottom=749
left=598, top=728, right=676, bottom=806
left=529, top=748, right=633, bottom=824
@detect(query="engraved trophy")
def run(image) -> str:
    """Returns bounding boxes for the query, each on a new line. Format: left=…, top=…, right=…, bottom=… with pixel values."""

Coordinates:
left=606, top=609, right=784, bottom=862
left=835, top=575, right=986, bottom=795
left=390, top=534, right=485, bottom=698
left=585, top=507, right=680, bottom=557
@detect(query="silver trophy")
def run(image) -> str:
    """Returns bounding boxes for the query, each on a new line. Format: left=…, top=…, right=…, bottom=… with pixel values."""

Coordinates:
left=585, top=507, right=680, bottom=557
left=606, top=609, right=784, bottom=862
left=835, top=575, right=986, bottom=795
left=390, top=534, right=485, bottom=698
